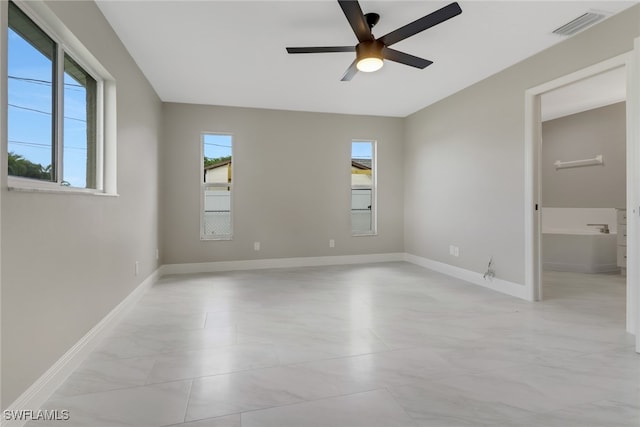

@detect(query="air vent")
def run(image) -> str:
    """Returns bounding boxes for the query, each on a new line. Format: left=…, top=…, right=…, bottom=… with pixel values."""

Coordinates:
left=552, top=11, right=608, bottom=36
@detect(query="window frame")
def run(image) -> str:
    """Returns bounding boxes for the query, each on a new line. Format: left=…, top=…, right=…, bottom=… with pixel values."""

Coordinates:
left=351, top=139, right=377, bottom=236
left=5, top=0, right=113, bottom=195
left=200, top=132, right=234, bottom=241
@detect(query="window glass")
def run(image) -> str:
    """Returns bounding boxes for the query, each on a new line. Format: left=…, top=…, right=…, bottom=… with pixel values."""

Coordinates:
left=7, top=1, right=101, bottom=190
left=202, top=134, right=233, bottom=239
left=63, top=54, right=97, bottom=188
left=351, top=141, right=376, bottom=235
left=7, top=1, right=56, bottom=181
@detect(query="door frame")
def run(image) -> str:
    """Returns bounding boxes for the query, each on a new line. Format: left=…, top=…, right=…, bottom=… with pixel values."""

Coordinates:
left=524, top=39, right=640, bottom=353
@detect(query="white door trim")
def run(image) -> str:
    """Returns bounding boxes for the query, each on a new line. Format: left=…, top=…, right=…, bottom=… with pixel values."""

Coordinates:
left=630, top=38, right=640, bottom=351
left=524, top=46, right=639, bottom=348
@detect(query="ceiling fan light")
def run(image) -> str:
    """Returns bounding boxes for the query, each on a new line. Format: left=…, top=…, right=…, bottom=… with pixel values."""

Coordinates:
left=355, top=40, right=385, bottom=73
left=357, top=57, right=383, bottom=72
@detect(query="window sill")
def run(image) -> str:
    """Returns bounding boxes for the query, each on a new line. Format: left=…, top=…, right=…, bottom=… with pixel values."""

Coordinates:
left=352, top=232, right=378, bottom=237
left=8, top=182, right=118, bottom=197
left=200, top=235, right=233, bottom=241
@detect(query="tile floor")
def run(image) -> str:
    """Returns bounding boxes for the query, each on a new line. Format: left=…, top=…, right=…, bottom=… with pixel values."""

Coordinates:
left=30, top=263, right=639, bottom=426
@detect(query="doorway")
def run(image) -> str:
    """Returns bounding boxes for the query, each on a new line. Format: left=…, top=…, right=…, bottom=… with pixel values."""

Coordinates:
left=540, top=75, right=626, bottom=324
left=524, top=40, right=640, bottom=353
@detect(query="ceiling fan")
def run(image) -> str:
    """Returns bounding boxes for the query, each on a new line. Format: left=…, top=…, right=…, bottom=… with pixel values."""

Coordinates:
left=286, top=1, right=462, bottom=81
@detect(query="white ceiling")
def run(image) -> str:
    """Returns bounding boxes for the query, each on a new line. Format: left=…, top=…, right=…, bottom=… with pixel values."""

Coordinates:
left=95, top=1, right=638, bottom=118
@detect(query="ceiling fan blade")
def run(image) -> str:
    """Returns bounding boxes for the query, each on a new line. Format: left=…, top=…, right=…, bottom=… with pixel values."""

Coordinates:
left=379, top=2, right=462, bottom=47
left=382, top=47, right=433, bottom=69
left=286, top=46, right=355, bottom=54
left=338, top=0, right=374, bottom=43
left=340, top=59, right=359, bottom=81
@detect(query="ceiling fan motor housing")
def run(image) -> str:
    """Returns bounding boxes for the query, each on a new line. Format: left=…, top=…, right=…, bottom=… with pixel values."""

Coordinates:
left=356, top=40, right=384, bottom=61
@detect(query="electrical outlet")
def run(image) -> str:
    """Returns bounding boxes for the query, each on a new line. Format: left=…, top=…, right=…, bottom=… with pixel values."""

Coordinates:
left=329, top=239, right=335, bottom=248
left=449, top=245, right=459, bottom=257
left=254, top=241, right=260, bottom=251
left=134, top=261, right=139, bottom=276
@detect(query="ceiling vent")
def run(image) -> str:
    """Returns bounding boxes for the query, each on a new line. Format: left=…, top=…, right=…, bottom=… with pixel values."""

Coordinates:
left=552, top=11, right=609, bottom=36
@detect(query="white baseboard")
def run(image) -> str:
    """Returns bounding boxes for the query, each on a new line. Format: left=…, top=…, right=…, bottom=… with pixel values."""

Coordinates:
left=403, top=253, right=529, bottom=300
left=161, top=252, right=405, bottom=275
left=161, top=253, right=528, bottom=301
left=2, top=269, right=161, bottom=427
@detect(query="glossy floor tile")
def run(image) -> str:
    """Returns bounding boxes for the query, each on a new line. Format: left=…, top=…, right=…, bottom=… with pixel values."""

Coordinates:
left=185, top=365, right=342, bottom=421
left=29, top=263, right=638, bottom=426
left=29, top=380, right=192, bottom=427
left=494, top=399, right=640, bottom=427
left=241, top=389, right=417, bottom=427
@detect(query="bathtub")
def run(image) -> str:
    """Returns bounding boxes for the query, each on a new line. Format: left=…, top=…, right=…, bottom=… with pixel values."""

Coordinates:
left=542, top=229, right=619, bottom=273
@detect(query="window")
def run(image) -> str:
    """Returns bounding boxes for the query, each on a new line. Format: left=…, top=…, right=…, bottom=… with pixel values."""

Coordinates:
left=351, top=140, right=376, bottom=235
left=7, top=0, right=101, bottom=190
left=201, top=133, right=233, bottom=240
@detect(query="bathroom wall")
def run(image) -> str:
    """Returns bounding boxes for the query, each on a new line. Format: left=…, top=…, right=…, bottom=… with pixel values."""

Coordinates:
left=542, top=102, right=626, bottom=208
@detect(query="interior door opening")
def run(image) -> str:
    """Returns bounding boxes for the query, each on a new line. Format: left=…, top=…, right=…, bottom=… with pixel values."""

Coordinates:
left=538, top=69, right=627, bottom=325
left=524, top=43, right=640, bottom=353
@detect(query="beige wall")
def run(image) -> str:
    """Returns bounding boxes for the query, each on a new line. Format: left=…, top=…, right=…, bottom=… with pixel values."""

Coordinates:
left=542, top=102, right=626, bottom=208
left=161, top=104, right=404, bottom=263
left=404, top=6, right=640, bottom=285
left=1, top=1, right=162, bottom=407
